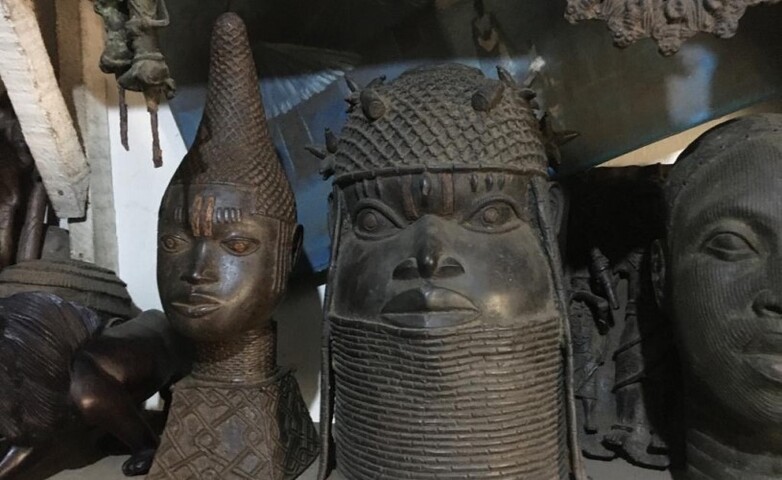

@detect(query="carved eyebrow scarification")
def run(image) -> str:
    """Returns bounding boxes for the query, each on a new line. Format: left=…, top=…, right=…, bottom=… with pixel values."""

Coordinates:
left=190, top=195, right=203, bottom=237
left=401, top=174, right=419, bottom=220
left=203, top=196, right=215, bottom=237
left=213, top=207, right=243, bottom=224
left=441, top=172, right=454, bottom=216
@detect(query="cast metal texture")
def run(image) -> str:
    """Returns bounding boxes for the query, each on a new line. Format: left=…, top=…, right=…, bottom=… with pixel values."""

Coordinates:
left=169, top=12, right=295, bottom=223
left=318, top=64, right=575, bottom=479
left=564, top=166, right=677, bottom=469
left=147, top=371, right=318, bottom=480
left=320, top=63, right=548, bottom=183
left=150, top=12, right=317, bottom=480
left=331, top=315, right=567, bottom=480
left=0, top=259, right=135, bottom=320
left=661, top=114, right=782, bottom=479
left=565, top=0, right=782, bottom=55
left=0, top=293, right=101, bottom=445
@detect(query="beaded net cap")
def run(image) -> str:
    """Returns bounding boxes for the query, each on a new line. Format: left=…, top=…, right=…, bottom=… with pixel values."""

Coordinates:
left=322, top=63, right=548, bottom=184
left=664, top=113, right=782, bottom=212
left=169, top=12, right=296, bottom=223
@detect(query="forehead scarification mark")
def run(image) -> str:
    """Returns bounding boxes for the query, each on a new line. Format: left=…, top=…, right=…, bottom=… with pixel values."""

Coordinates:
left=401, top=174, right=419, bottom=221
left=486, top=173, right=495, bottom=191
left=203, top=196, right=216, bottom=237
left=497, top=173, right=506, bottom=190
left=374, top=177, right=382, bottom=198
left=211, top=206, right=245, bottom=225
left=420, top=173, right=432, bottom=199
left=190, top=195, right=203, bottom=237
left=362, top=178, right=371, bottom=198
left=174, top=207, right=184, bottom=223
left=470, top=173, right=479, bottom=192
left=441, top=172, right=454, bottom=216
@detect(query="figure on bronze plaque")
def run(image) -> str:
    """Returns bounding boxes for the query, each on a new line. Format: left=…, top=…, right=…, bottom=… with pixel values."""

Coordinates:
left=652, top=114, right=782, bottom=479
left=565, top=166, right=678, bottom=470
left=314, top=63, right=585, bottom=480
left=146, top=12, right=318, bottom=480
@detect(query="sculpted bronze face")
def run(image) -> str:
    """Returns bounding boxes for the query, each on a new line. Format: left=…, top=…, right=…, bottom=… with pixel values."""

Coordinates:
left=334, top=172, right=555, bottom=327
left=158, top=185, right=295, bottom=341
left=317, top=64, right=582, bottom=480
left=146, top=13, right=317, bottom=480
left=654, top=114, right=782, bottom=479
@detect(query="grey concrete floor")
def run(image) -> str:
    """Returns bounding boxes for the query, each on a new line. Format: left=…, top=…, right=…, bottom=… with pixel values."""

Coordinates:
left=47, top=456, right=675, bottom=479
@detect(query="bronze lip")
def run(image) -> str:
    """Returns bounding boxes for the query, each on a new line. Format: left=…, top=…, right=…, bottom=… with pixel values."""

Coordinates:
left=170, top=293, right=223, bottom=318
left=381, top=286, right=479, bottom=328
left=746, top=354, right=782, bottom=384
left=744, top=331, right=782, bottom=355
left=744, top=332, right=782, bottom=384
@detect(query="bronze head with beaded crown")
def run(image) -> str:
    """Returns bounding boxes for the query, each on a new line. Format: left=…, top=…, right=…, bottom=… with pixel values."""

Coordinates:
left=315, top=63, right=584, bottom=480
left=157, top=12, right=301, bottom=343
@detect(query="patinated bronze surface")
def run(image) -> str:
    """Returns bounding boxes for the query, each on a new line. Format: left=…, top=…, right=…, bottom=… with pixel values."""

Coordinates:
left=0, top=98, right=34, bottom=271
left=316, top=64, right=584, bottom=480
left=564, top=166, right=679, bottom=470
left=93, top=0, right=175, bottom=166
left=652, top=114, right=782, bottom=479
left=0, top=259, right=136, bottom=321
left=0, top=292, right=188, bottom=478
left=565, top=0, right=782, bottom=55
left=147, top=13, right=318, bottom=480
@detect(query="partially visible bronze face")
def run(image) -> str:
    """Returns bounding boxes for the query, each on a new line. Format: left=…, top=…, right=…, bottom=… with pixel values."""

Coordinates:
left=331, top=171, right=557, bottom=329
left=667, top=141, right=782, bottom=428
left=157, top=184, right=296, bottom=341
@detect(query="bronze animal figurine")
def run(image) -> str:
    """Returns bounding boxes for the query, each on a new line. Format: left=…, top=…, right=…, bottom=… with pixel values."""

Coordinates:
left=0, top=292, right=189, bottom=478
left=146, top=12, right=318, bottom=480
left=652, top=114, right=782, bottom=479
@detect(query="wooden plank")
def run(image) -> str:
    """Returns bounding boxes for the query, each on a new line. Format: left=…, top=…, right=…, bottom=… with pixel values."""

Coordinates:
left=0, top=0, right=89, bottom=218
left=55, top=0, right=119, bottom=269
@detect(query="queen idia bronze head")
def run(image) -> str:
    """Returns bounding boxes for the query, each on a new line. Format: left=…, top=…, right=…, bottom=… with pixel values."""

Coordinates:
left=156, top=13, right=300, bottom=343
left=653, top=113, right=782, bottom=479
left=147, top=14, right=318, bottom=480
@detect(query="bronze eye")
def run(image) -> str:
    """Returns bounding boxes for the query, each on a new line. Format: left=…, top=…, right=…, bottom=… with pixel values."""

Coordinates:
left=464, top=200, right=521, bottom=233
left=160, top=234, right=188, bottom=253
left=354, top=207, right=399, bottom=239
left=703, top=231, right=758, bottom=262
left=222, top=238, right=260, bottom=256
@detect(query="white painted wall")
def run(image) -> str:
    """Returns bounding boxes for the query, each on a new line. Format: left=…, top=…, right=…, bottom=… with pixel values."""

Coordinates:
left=107, top=91, right=323, bottom=419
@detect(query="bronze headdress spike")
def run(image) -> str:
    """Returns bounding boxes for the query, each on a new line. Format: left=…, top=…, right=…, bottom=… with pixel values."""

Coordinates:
left=325, top=128, right=339, bottom=153
left=345, top=75, right=359, bottom=93
left=359, top=88, right=387, bottom=121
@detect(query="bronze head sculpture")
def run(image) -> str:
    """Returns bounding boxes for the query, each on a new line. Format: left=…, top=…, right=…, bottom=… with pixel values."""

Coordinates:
left=653, top=113, right=782, bottom=479
left=316, top=64, right=585, bottom=480
left=147, top=12, right=318, bottom=480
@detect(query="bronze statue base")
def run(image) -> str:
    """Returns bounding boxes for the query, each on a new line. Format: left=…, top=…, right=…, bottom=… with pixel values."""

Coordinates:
left=147, top=370, right=317, bottom=480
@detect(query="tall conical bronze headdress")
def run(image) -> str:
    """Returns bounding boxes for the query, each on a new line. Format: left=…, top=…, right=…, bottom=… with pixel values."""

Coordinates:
left=169, top=12, right=296, bottom=223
